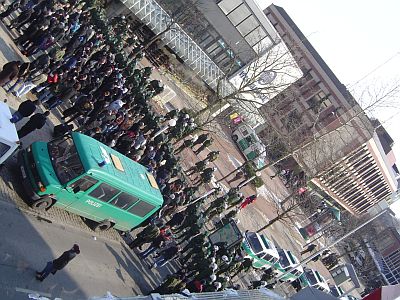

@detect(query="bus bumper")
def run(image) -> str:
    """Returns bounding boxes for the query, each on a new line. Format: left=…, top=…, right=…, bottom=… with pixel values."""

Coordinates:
left=18, top=150, right=41, bottom=201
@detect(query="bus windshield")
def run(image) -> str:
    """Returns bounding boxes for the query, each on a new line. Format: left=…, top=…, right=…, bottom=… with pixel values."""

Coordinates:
left=305, top=270, right=318, bottom=285
left=246, top=232, right=264, bottom=254
left=48, top=136, right=84, bottom=184
left=278, top=250, right=290, bottom=268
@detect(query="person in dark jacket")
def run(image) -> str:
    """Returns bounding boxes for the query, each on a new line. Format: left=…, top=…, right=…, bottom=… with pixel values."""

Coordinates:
left=10, top=99, right=39, bottom=123
left=0, top=0, right=27, bottom=20
left=36, top=244, right=80, bottom=281
left=301, top=243, right=317, bottom=255
left=17, top=111, right=50, bottom=138
left=0, top=61, right=21, bottom=86
left=61, top=95, right=94, bottom=124
left=45, top=82, right=81, bottom=110
left=6, top=61, right=30, bottom=94
left=149, top=245, right=180, bottom=269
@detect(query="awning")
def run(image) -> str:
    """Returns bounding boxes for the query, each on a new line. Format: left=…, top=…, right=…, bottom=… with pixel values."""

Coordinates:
left=362, top=284, right=400, bottom=300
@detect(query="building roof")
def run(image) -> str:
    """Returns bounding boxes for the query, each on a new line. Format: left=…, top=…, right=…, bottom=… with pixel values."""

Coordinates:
left=268, top=5, right=353, bottom=102
left=344, top=263, right=361, bottom=288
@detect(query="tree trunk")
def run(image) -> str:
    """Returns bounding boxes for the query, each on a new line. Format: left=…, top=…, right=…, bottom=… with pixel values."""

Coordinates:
left=256, top=214, right=284, bottom=233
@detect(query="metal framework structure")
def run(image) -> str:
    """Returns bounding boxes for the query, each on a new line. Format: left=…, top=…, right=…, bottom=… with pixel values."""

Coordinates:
left=90, top=288, right=285, bottom=300
left=120, top=0, right=234, bottom=97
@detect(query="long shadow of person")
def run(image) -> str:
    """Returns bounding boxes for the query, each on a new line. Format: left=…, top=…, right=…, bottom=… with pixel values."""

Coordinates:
left=105, top=243, right=158, bottom=295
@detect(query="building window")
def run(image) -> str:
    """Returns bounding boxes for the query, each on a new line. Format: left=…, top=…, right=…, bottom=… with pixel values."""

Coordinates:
left=236, top=15, right=259, bottom=36
left=245, top=26, right=267, bottom=47
left=306, top=92, right=332, bottom=114
left=218, top=0, right=243, bottom=15
left=227, top=4, right=251, bottom=26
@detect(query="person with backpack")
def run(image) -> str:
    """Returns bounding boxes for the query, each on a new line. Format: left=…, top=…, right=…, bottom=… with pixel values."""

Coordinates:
left=10, top=99, right=39, bottom=123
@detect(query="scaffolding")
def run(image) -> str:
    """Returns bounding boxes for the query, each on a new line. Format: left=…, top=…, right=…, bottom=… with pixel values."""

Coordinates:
left=120, top=0, right=234, bottom=98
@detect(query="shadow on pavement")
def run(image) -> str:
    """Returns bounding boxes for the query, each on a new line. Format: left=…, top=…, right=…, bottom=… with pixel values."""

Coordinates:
left=0, top=196, right=87, bottom=299
left=105, top=243, right=160, bottom=295
left=0, top=23, right=26, bottom=62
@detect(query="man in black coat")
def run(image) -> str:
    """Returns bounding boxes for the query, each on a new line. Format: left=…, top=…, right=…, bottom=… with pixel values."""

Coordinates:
left=36, top=244, right=80, bottom=281
left=17, top=111, right=50, bottom=138
left=10, top=99, right=39, bottom=123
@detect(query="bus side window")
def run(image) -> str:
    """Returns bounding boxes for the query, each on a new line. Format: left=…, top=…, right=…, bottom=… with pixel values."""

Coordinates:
left=109, top=192, right=138, bottom=210
left=128, top=200, right=155, bottom=217
left=69, top=176, right=98, bottom=192
left=89, top=183, right=120, bottom=202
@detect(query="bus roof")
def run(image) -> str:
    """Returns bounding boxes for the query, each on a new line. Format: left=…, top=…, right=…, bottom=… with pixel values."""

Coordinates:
left=72, top=132, right=164, bottom=206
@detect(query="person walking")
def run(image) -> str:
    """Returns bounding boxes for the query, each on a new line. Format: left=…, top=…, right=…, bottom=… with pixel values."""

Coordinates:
left=17, top=111, right=50, bottom=138
left=193, top=167, right=215, bottom=185
left=149, top=244, right=180, bottom=269
left=10, top=99, right=39, bottom=123
left=206, top=150, right=219, bottom=162
left=14, top=69, right=48, bottom=98
left=194, top=138, right=213, bottom=155
left=5, top=61, right=30, bottom=94
left=191, top=133, right=208, bottom=149
left=186, top=159, right=209, bottom=176
left=128, top=223, right=160, bottom=250
left=174, top=135, right=197, bottom=154
left=36, top=244, right=80, bottom=281
left=238, top=194, right=257, bottom=210
left=227, top=170, right=244, bottom=184
left=0, top=61, right=21, bottom=87
left=300, top=243, right=317, bottom=255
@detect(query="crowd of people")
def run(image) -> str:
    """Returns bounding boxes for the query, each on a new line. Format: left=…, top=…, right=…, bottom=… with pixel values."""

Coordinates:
left=128, top=194, right=266, bottom=295
left=0, top=0, right=268, bottom=295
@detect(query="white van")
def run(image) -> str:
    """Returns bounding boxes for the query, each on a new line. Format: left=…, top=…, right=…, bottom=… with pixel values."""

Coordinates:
left=0, top=101, right=20, bottom=165
left=232, top=123, right=266, bottom=168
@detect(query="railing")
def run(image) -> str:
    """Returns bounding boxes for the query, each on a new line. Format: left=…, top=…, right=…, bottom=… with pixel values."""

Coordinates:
left=120, top=0, right=235, bottom=98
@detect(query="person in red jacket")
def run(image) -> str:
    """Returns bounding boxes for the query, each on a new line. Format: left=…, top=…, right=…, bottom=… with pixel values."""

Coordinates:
left=238, top=194, right=257, bottom=210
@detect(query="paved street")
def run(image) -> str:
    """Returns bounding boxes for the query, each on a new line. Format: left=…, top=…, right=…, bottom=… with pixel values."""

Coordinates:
left=0, top=197, right=177, bottom=299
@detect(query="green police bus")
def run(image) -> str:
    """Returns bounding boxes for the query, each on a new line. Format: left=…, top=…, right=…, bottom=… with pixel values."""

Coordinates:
left=296, top=268, right=330, bottom=293
left=19, top=132, right=164, bottom=232
left=272, top=249, right=304, bottom=282
left=241, top=231, right=279, bottom=270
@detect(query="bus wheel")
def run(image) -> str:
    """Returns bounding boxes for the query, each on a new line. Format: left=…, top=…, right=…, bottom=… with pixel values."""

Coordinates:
left=94, top=220, right=112, bottom=232
left=32, top=197, right=52, bottom=210
left=232, top=135, right=238, bottom=141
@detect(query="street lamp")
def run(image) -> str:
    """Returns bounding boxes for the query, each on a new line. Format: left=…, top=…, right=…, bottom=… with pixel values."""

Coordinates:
left=152, top=118, right=177, bottom=139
